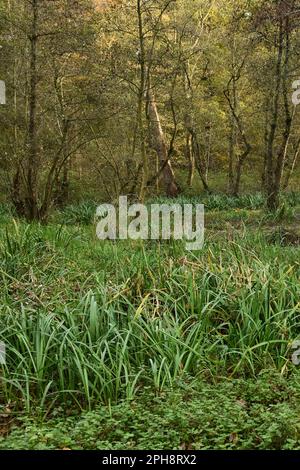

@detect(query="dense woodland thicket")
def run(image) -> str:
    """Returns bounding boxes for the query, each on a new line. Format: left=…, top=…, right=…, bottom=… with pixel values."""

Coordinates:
left=0, top=0, right=299, bottom=221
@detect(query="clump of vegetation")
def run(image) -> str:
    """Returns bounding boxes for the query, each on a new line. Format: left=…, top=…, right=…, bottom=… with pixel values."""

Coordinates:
left=2, top=374, right=300, bottom=450
left=267, top=227, right=300, bottom=247
left=0, top=200, right=299, bottom=416
left=57, top=201, right=98, bottom=225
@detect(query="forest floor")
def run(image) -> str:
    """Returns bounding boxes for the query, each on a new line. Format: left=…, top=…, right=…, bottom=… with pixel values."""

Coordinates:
left=0, top=194, right=300, bottom=449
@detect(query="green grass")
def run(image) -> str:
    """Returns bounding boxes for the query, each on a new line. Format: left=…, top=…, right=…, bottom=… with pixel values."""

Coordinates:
left=48, top=192, right=300, bottom=226
left=0, top=195, right=299, bottom=448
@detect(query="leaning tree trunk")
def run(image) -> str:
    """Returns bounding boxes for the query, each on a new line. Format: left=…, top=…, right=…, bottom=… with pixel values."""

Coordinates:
left=147, top=89, right=180, bottom=197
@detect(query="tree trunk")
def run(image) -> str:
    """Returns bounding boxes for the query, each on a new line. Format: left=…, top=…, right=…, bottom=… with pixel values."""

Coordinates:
left=147, top=88, right=179, bottom=197
left=228, top=114, right=236, bottom=193
left=26, top=0, right=39, bottom=220
left=227, top=75, right=237, bottom=194
left=184, top=131, right=195, bottom=187
left=184, top=113, right=210, bottom=192
left=266, top=20, right=284, bottom=211
left=261, top=99, right=270, bottom=190
left=283, top=137, right=300, bottom=190
left=191, top=130, right=210, bottom=192
left=224, top=45, right=252, bottom=197
left=136, top=0, right=148, bottom=202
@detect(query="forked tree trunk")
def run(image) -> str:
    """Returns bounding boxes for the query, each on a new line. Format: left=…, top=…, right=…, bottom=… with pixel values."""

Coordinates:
left=147, top=88, right=180, bottom=197
left=224, top=48, right=251, bottom=197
